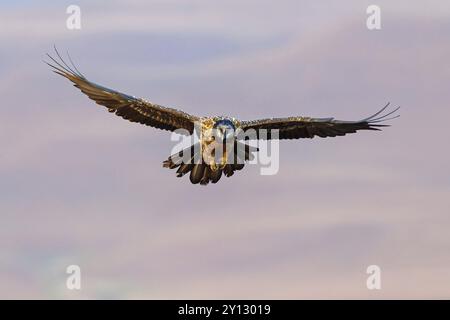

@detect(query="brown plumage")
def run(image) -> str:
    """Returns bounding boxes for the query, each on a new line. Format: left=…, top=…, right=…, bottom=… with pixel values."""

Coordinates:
left=46, top=48, right=399, bottom=185
left=162, top=141, right=255, bottom=184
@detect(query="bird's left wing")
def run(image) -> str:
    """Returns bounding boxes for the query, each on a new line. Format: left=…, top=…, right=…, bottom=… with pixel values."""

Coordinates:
left=240, top=103, right=399, bottom=140
left=46, top=49, right=200, bottom=134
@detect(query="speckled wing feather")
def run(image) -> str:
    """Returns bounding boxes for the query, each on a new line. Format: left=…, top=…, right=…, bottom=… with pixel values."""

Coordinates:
left=46, top=49, right=199, bottom=134
left=240, top=103, right=400, bottom=140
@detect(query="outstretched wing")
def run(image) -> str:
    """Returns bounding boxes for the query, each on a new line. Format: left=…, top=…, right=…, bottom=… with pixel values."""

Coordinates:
left=45, top=48, right=200, bottom=134
left=240, top=103, right=400, bottom=140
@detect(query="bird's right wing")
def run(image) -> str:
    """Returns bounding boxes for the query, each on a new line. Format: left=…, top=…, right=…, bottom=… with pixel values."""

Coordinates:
left=46, top=48, right=200, bottom=134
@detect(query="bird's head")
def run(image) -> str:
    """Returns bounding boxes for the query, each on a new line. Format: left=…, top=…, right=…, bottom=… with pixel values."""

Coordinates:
left=213, top=118, right=236, bottom=144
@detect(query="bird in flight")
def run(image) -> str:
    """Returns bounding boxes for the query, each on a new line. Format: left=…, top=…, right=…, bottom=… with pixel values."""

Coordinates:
left=46, top=49, right=399, bottom=185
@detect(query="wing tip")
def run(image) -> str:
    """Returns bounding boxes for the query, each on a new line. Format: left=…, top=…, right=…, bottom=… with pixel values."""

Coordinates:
left=365, top=103, right=401, bottom=127
left=44, top=46, right=85, bottom=79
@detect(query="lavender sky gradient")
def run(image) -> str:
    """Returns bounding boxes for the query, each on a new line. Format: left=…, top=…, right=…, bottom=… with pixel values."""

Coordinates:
left=1, top=0, right=450, bottom=299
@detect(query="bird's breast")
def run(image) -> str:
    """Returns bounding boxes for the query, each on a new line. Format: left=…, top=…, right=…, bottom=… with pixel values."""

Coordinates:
left=202, top=140, right=232, bottom=170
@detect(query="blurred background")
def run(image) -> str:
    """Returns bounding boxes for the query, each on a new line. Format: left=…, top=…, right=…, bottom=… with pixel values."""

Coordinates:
left=1, top=0, right=449, bottom=299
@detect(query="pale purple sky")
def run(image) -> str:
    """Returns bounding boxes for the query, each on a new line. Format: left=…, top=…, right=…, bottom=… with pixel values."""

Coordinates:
left=1, top=0, right=450, bottom=299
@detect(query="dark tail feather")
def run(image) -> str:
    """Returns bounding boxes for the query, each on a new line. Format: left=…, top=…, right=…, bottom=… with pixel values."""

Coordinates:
left=200, top=166, right=212, bottom=185
left=210, top=169, right=222, bottom=184
left=190, top=163, right=206, bottom=184
left=223, top=164, right=235, bottom=177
